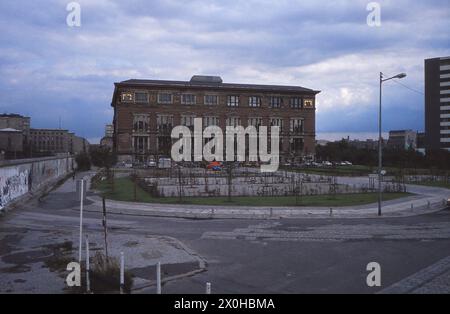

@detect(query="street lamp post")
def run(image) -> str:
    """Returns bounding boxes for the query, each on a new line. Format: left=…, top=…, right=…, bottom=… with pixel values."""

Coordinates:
left=378, top=72, right=406, bottom=216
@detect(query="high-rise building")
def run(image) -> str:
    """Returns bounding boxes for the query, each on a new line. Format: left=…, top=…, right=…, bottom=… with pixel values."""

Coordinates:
left=425, top=56, right=450, bottom=151
left=111, top=75, right=320, bottom=163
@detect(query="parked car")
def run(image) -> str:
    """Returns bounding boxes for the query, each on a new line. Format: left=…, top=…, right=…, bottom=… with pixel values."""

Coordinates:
left=158, top=157, right=172, bottom=169
left=207, top=161, right=222, bottom=170
left=148, top=160, right=157, bottom=167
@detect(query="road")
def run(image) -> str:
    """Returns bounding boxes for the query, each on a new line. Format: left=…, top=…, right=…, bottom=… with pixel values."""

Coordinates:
left=1, top=172, right=450, bottom=293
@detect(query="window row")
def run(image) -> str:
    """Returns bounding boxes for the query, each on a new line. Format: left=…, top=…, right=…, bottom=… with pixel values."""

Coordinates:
left=133, top=115, right=305, bottom=133
left=121, top=92, right=314, bottom=108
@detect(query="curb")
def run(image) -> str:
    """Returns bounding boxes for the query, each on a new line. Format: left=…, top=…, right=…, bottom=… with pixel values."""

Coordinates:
left=84, top=195, right=448, bottom=220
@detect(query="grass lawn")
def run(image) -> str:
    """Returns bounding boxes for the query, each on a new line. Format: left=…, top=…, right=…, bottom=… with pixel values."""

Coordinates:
left=286, top=165, right=374, bottom=177
left=95, top=177, right=412, bottom=207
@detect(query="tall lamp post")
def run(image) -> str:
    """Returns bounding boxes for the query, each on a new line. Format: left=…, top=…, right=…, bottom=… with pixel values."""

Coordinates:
left=378, top=72, right=407, bottom=216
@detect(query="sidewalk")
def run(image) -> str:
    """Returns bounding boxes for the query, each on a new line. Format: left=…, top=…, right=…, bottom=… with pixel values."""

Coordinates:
left=85, top=184, right=449, bottom=219
left=380, top=256, right=450, bottom=294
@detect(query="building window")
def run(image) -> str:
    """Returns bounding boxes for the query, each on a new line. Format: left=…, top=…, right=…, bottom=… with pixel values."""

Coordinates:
left=290, top=97, right=302, bottom=109
left=181, top=115, right=196, bottom=127
left=135, top=92, right=149, bottom=103
left=133, top=136, right=148, bottom=154
left=248, top=96, right=261, bottom=107
left=226, top=117, right=241, bottom=127
left=290, top=118, right=304, bottom=134
left=304, top=99, right=314, bottom=108
left=157, top=115, right=173, bottom=134
left=248, top=117, right=263, bottom=129
left=181, top=94, right=196, bottom=105
left=133, top=115, right=150, bottom=133
left=121, top=92, right=133, bottom=102
left=203, top=116, right=219, bottom=127
left=270, top=97, right=282, bottom=108
left=227, top=95, right=239, bottom=107
left=270, top=118, right=283, bottom=132
left=204, top=95, right=219, bottom=105
left=158, top=93, right=173, bottom=104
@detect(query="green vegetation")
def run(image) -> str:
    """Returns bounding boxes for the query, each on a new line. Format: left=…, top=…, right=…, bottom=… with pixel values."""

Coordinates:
left=95, top=177, right=412, bottom=207
left=285, top=165, right=374, bottom=177
left=75, top=152, right=91, bottom=171
left=316, top=140, right=450, bottom=171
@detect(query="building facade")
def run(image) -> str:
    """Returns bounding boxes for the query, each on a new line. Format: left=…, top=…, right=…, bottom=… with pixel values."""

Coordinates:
left=425, top=56, right=450, bottom=151
left=0, top=114, right=30, bottom=135
left=105, top=124, right=114, bottom=138
left=111, top=76, right=319, bottom=163
left=0, top=114, right=30, bottom=156
left=30, top=129, right=89, bottom=155
left=387, top=130, right=417, bottom=150
left=0, top=128, right=23, bottom=158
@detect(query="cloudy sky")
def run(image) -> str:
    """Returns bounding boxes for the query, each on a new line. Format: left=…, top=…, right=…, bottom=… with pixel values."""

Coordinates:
left=0, top=0, right=449, bottom=143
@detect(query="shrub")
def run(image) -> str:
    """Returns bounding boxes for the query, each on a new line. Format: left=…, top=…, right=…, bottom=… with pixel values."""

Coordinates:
left=90, top=252, right=134, bottom=294
left=75, top=152, right=91, bottom=171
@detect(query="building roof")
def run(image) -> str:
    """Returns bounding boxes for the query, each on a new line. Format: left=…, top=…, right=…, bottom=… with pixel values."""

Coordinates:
left=112, top=76, right=320, bottom=106
left=0, top=113, right=30, bottom=119
left=0, top=128, right=21, bottom=132
left=30, top=128, right=69, bottom=132
left=118, top=78, right=319, bottom=93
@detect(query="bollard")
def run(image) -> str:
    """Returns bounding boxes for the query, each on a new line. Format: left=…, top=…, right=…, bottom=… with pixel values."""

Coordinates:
left=411, top=203, right=414, bottom=211
left=329, top=208, right=333, bottom=217
left=156, top=262, right=161, bottom=294
left=120, top=252, right=124, bottom=294
left=206, top=282, right=211, bottom=294
left=270, top=208, right=273, bottom=218
left=85, top=235, right=90, bottom=293
left=427, top=201, right=430, bottom=208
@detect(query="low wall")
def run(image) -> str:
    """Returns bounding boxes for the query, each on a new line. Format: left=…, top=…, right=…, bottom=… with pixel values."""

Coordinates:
left=0, top=156, right=75, bottom=211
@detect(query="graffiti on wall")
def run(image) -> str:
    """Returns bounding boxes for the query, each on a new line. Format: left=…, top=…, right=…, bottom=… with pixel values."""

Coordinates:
left=0, top=156, right=74, bottom=210
left=0, top=167, right=29, bottom=210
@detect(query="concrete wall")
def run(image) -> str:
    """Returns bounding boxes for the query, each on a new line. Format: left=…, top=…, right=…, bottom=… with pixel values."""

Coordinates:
left=0, top=156, right=74, bottom=210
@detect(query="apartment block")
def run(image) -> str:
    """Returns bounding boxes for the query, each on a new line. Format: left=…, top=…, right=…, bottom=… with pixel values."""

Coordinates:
left=425, top=56, right=450, bottom=151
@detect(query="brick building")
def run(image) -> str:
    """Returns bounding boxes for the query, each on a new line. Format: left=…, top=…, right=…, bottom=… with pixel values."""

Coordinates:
left=111, top=75, right=319, bottom=163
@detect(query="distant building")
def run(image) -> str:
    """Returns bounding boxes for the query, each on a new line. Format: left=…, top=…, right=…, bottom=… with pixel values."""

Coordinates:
left=70, top=133, right=90, bottom=154
left=30, top=129, right=89, bottom=155
left=105, top=124, right=114, bottom=138
left=0, top=113, right=30, bottom=134
left=425, top=56, right=450, bottom=151
left=416, top=132, right=426, bottom=155
left=387, top=130, right=417, bottom=150
left=0, top=128, right=23, bottom=158
left=0, top=114, right=30, bottom=155
left=100, top=124, right=114, bottom=149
